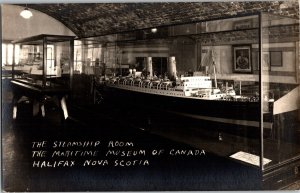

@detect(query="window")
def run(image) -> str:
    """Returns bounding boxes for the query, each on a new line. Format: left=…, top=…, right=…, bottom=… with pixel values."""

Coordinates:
left=2, top=43, right=20, bottom=66
left=2, top=44, right=6, bottom=66
left=7, top=44, right=13, bottom=65
left=15, top=45, right=20, bottom=65
left=45, top=45, right=55, bottom=75
left=86, top=44, right=101, bottom=67
left=47, top=45, right=54, bottom=67
left=74, top=40, right=83, bottom=73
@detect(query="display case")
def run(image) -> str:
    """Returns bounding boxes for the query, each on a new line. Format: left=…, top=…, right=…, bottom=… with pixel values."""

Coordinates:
left=75, top=12, right=299, bottom=188
left=261, top=13, right=300, bottom=188
left=11, top=34, right=75, bottom=119
left=12, top=34, right=75, bottom=90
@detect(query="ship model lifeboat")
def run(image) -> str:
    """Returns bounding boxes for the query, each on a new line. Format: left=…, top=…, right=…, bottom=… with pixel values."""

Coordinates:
left=133, top=78, right=142, bottom=87
left=117, top=77, right=123, bottom=84
left=142, top=79, right=151, bottom=88
left=151, top=80, right=161, bottom=89
left=108, top=77, right=118, bottom=84
left=160, top=80, right=173, bottom=90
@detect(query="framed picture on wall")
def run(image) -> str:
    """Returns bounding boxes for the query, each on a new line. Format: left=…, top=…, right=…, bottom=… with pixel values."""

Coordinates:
left=270, top=51, right=283, bottom=67
left=233, top=45, right=252, bottom=73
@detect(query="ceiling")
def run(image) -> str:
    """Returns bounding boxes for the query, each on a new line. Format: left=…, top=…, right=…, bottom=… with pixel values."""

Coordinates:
left=25, top=1, right=299, bottom=38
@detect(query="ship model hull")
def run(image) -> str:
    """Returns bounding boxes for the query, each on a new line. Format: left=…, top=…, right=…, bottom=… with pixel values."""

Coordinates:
left=98, top=54, right=273, bottom=135
left=101, top=84, right=273, bottom=134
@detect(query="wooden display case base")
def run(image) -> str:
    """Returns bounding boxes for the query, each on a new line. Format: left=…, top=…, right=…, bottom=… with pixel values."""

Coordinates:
left=263, top=157, right=300, bottom=189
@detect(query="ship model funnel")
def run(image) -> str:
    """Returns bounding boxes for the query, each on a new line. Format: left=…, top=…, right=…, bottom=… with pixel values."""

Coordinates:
left=168, top=56, right=177, bottom=80
left=146, top=57, right=153, bottom=78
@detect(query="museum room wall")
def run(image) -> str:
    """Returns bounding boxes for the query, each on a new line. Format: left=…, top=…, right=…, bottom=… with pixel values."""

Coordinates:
left=200, top=18, right=298, bottom=84
left=4, top=4, right=297, bottom=108
left=109, top=40, right=297, bottom=85
left=97, top=15, right=298, bottom=84
left=120, top=43, right=170, bottom=66
left=169, top=37, right=197, bottom=75
left=1, top=4, right=75, bottom=41
left=208, top=42, right=297, bottom=84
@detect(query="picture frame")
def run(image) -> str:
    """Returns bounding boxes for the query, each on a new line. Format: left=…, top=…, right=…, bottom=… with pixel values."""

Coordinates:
left=270, top=51, right=283, bottom=67
left=233, top=45, right=252, bottom=73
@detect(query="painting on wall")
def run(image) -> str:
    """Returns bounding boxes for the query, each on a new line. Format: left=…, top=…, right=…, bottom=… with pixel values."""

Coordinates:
left=233, top=45, right=252, bottom=73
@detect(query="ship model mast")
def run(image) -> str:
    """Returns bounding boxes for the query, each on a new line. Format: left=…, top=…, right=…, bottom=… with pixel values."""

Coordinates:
left=201, top=47, right=218, bottom=88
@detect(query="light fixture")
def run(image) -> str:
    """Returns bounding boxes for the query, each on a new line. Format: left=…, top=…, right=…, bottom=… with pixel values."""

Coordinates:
left=279, top=2, right=289, bottom=9
left=151, top=28, right=157, bottom=33
left=20, top=6, right=33, bottom=19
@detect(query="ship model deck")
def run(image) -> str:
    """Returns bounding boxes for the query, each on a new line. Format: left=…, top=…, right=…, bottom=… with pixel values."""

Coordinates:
left=101, top=74, right=273, bottom=130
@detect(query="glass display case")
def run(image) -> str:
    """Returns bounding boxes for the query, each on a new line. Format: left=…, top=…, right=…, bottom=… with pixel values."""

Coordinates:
left=75, top=12, right=299, bottom=188
left=261, top=13, right=300, bottom=188
left=11, top=34, right=75, bottom=120
left=12, top=34, right=75, bottom=90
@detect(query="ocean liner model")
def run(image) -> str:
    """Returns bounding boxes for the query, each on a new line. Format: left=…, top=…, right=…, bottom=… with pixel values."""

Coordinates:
left=99, top=53, right=274, bottom=130
left=102, top=74, right=269, bottom=129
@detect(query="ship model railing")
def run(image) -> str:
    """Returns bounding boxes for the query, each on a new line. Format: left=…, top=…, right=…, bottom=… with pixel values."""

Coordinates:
left=106, top=76, right=262, bottom=102
left=111, top=76, right=176, bottom=90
